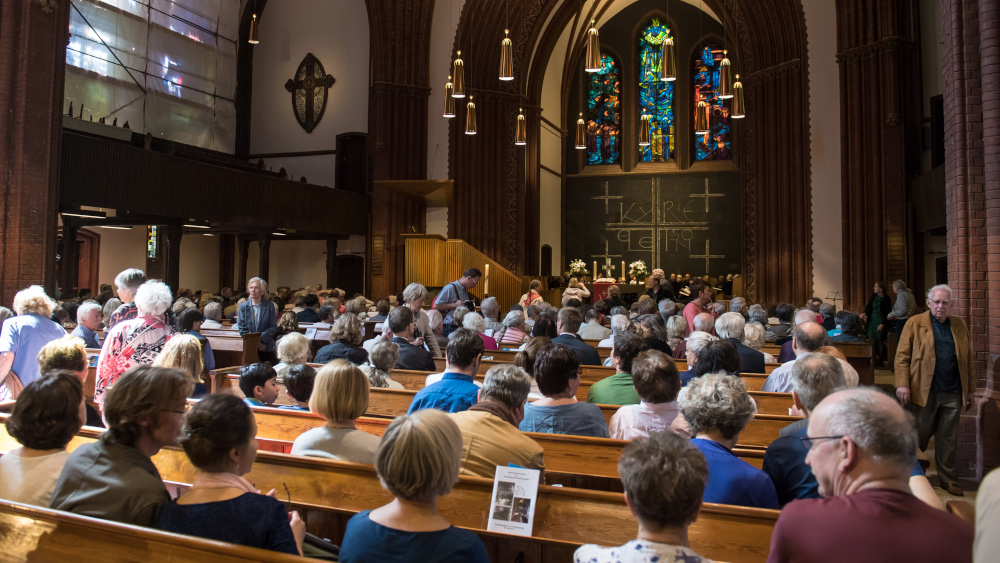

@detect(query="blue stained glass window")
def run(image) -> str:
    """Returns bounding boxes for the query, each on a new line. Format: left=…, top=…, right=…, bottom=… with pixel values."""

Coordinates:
left=694, top=44, right=732, bottom=160
left=639, top=19, right=674, bottom=162
left=586, top=53, right=621, bottom=165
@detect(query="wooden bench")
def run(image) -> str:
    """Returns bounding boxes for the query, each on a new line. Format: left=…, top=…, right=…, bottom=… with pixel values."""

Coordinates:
left=832, top=341, right=875, bottom=386
left=0, top=422, right=777, bottom=562
left=0, top=500, right=302, bottom=562
left=203, top=332, right=261, bottom=367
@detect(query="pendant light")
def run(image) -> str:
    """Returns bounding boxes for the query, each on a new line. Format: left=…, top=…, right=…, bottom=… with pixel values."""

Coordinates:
left=694, top=95, right=710, bottom=134
left=719, top=50, right=733, bottom=98
left=443, top=76, right=456, bottom=118
left=465, top=96, right=477, bottom=134
left=639, top=113, right=651, bottom=147
left=515, top=108, right=527, bottom=146
left=731, top=74, right=745, bottom=118
left=500, top=30, right=514, bottom=81
left=575, top=113, right=586, bottom=149
left=453, top=51, right=466, bottom=98
left=248, top=0, right=259, bottom=44
left=585, top=20, right=601, bottom=72
left=660, top=29, right=677, bottom=82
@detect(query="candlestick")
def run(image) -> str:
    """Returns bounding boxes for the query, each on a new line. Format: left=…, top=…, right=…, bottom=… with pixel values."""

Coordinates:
left=593, top=261, right=597, bottom=280
left=622, top=260, right=626, bottom=281
left=484, top=264, right=489, bottom=295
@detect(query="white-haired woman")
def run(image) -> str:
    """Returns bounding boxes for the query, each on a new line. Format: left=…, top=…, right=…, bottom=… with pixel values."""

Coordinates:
left=462, top=312, right=498, bottom=350
left=679, top=331, right=716, bottom=387
left=0, top=285, right=67, bottom=400
left=494, top=310, right=530, bottom=346
left=201, top=302, right=224, bottom=329
left=401, top=283, right=441, bottom=357
left=274, top=332, right=310, bottom=380
left=741, top=322, right=776, bottom=363
left=95, top=281, right=175, bottom=403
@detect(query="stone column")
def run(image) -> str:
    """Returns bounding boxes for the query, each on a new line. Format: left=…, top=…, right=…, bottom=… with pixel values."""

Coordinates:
left=162, top=225, right=183, bottom=295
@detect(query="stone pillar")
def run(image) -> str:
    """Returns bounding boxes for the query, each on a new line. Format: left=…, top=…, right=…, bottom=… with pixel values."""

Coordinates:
left=162, top=225, right=183, bottom=295
left=237, top=235, right=250, bottom=290
left=326, top=238, right=341, bottom=290
left=257, top=235, right=271, bottom=283
left=0, top=0, right=71, bottom=303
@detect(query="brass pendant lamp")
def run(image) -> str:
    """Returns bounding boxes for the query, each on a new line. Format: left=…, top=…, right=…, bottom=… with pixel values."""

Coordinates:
left=638, top=113, right=651, bottom=147
left=515, top=108, right=526, bottom=146
left=465, top=96, right=477, bottom=134
left=453, top=51, right=466, bottom=98
left=719, top=50, right=733, bottom=98
left=443, top=75, right=456, bottom=118
left=694, top=95, right=709, bottom=135
left=248, top=0, right=259, bottom=44
left=584, top=20, right=601, bottom=72
left=500, top=30, right=514, bottom=81
left=575, top=113, right=586, bottom=149
left=731, top=74, right=745, bottom=118
left=660, top=30, right=677, bottom=82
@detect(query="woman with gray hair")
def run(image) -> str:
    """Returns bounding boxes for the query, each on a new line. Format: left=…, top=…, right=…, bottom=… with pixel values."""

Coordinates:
left=680, top=373, right=778, bottom=509
left=94, top=281, right=176, bottom=404
left=102, top=298, right=122, bottom=325
left=107, top=268, right=147, bottom=329
left=401, top=282, right=441, bottom=358
left=273, top=332, right=310, bottom=379
left=665, top=315, right=687, bottom=350
left=0, top=285, right=67, bottom=400
left=742, top=322, right=776, bottom=363
left=462, top=312, right=498, bottom=350
left=361, top=339, right=403, bottom=389
left=201, top=301, right=224, bottom=329
left=679, top=331, right=716, bottom=386
left=598, top=313, right=633, bottom=349
left=236, top=276, right=278, bottom=363
left=495, top=309, right=530, bottom=346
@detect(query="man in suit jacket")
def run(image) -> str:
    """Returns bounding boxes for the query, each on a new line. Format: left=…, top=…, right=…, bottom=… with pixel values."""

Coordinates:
left=296, top=293, right=321, bottom=323
left=715, top=312, right=765, bottom=374
left=386, top=306, right=436, bottom=372
left=551, top=307, right=601, bottom=366
left=236, top=277, right=278, bottom=363
left=895, top=284, right=975, bottom=497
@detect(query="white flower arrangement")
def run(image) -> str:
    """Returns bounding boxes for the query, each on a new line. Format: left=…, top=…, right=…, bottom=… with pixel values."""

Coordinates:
left=628, top=260, right=648, bottom=278
left=568, top=259, right=590, bottom=277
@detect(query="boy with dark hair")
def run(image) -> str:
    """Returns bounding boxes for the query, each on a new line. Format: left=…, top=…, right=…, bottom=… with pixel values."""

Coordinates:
left=239, top=363, right=279, bottom=406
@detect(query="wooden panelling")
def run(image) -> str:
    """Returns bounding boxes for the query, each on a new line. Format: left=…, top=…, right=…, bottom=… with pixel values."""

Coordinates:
left=404, top=235, right=526, bottom=308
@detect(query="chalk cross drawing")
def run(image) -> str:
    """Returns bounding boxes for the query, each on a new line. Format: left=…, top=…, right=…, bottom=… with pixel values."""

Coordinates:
left=691, top=239, right=725, bottom=273
left=591, top=181, right=623, bottom=214
left=689, top=178, right=725, bottom=213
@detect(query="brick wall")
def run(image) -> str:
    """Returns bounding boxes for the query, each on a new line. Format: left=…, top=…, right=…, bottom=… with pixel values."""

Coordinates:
left=942, top=0, right=1000, bottom=479
left=0, top=0, right=69, bottom=305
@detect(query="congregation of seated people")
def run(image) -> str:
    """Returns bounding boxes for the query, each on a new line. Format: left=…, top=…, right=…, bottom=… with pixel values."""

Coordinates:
left=0, top=269, right=989, bottom=562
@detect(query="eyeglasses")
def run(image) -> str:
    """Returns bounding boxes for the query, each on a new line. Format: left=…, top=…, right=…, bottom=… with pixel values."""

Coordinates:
left=799, top=435, right=844, bottom=450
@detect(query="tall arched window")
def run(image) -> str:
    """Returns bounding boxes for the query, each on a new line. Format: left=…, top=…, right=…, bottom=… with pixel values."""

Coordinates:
left=693, top=44, right=731, bottom=160
left=586, top=53, right=621, bottom=165
left=639, top=19, right=674, bottom=162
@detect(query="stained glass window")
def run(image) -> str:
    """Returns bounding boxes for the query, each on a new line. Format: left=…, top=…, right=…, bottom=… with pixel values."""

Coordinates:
left=693, top=44, right=732, bottom=160
left=586, top=53, right=621, bottom=165
left=639, top=19, right=674, bottom=162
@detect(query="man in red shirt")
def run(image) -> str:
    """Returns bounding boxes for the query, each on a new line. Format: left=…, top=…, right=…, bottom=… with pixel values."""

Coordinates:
left=767, top=388, right=972, bottom=563
left=682, top=279, right=715, bottom=333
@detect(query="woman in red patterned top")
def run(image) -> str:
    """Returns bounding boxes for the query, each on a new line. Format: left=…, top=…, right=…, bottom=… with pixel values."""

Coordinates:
left=95, top=281, right=174, bottom=403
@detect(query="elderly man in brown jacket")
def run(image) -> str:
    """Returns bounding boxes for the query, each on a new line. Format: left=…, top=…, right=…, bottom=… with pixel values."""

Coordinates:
left=895, top=284, right=975, bottom=496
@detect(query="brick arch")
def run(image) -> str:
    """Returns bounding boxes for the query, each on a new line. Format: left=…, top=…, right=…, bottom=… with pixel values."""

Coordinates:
left=447, top=0, right=811, bottom=304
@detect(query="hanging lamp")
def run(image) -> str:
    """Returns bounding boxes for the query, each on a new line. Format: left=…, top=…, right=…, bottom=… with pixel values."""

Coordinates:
left=585, top=20, right=601, bottom=72
left=660, top=30, right=677, bottom=81
left=515, top=108, right=526, bottom=145
left=575, top=113, right=586, bottom=149
left=719, top=50, right=733, bottom=98
left=731, top=74, right=745, bottom=118
left=695, top=95, right=709, bottom=134
left=248, top=1, right=259, bottom=44
left=443, top=75, right=456, bottom=118
left=465, top=96, right=477, bottom=134
left=500, top=30, right=514, bottom=81
left=453, top=51, right=466, bottom=98
left=639, top=113, right=651, bottom=147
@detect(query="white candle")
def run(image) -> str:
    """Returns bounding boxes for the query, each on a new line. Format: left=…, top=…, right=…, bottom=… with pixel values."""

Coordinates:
left=622, top=261, right=626, bottom=280
left=593, top=261, right=597, bottom=280
left=484, top=264, right=489, bottom=295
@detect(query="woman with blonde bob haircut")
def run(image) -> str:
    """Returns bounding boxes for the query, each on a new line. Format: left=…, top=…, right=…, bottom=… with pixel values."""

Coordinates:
left=337, top=409, right=489, bottom=563
left=291, top=360, right=381, bottom=463
left=153, top=334, right=207, bottom=397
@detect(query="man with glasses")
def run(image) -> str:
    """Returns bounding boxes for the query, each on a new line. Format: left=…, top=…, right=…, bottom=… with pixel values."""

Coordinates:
left=895, top=284, right=976, bottom=497
left=432, top=268, right=482, bottom=336
left=767, top=388, right=972, bottom=563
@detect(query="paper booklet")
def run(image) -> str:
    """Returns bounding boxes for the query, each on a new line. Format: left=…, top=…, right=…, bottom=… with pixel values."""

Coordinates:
left=487, top=465, right=541, bottom=537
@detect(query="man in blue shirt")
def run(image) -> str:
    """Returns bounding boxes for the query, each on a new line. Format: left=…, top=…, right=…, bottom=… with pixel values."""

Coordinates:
left=408, top=328, right=483, bottom=414
left=762, top=353, right=846, bottom=506
left=432, top=268, right=481, bottom=336
left=71, top=301, right=103, bottom=349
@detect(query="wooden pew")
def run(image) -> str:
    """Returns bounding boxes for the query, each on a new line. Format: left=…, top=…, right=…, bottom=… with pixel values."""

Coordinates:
left=0, top=421, right=777, bottom=562
left=832, top=341, right=875, bottom=386
left=203, top=332, right=261, bottom=367
left=0, top=500, right=303, bottom=562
